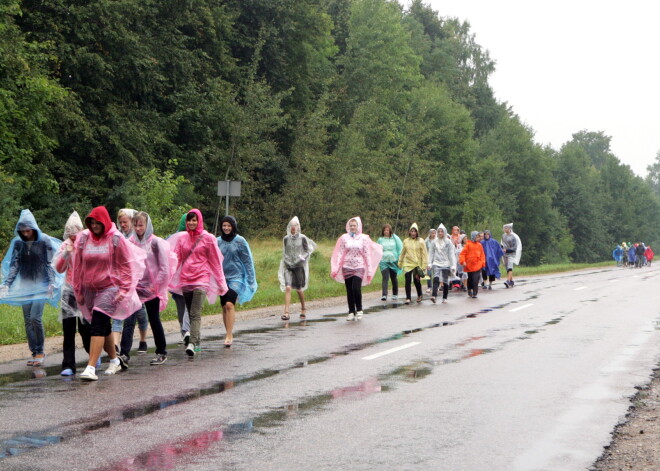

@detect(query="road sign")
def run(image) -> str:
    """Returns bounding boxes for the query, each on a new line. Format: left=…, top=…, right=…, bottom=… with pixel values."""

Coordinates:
left=217, top=180, right=241, bottom=197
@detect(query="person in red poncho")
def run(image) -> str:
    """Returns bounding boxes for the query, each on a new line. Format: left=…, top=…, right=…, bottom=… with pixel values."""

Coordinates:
left=644, top=245, right=654, bottom=266
left=73, top=206, right=146, bottom=381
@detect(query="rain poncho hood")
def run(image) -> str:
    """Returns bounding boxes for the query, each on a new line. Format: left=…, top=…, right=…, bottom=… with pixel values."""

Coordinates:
left=428, top=223, right=456, bottom=271
left=217, top=215, right=257, bottom=303
left=117, top=208, right=137, bottom=238
left=331, top=217, right=382, bottom=286
left=377, top=227, right=403, bottom=275
left=129, top=213, right=178, bottom=311
left=1, top=210, right=64, bottom=307
left=177, top=213, right=187, bottom=232
left=501, top=223, right=522, bottom=266
left=169, top=209, right=228, bottom=304
left=73, top=206, right=147, bottom=321
left=278, top=217, right=316, bottom=292
left=612, top=245, right=623, bottom=262
left=644, top=246, right=654, bottom=261
left=398, top=223, right=428, bottom=273
left=480, top=230, right=503, bottom=278
left=63, top=211, right=84, bottom=240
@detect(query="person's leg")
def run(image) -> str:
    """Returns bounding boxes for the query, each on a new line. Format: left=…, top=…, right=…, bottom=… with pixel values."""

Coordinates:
left=186, top=289, right=205, bottom=347
left=136, top=306, right=149, bottom=352
left=62, top=317, right=77, bottom=372
left=82, top=310, right=120, bottom=379
left=352, top=276, right=363, bottom=313
left=145, top=298, right=167, bottom=357
left=172, top=293, right=188, bottom=336
left=381, top=269, right=389, bottom=298
left=390, top=268, right=399, bottom=297
left=414, top=273, right=422, bottom=300
left=23, top=302, right=46, bottom=358
left=297, top=290, right=306, bottom=316
left=111, top=318, right=123, bottom=350
left=78, top=318, right=91, bottom=354
left=221, top=289, right=236, bottom=345
left=432, top=276, right=440, bottom=298
left=120, top=311, right=138, bottom=360
left=441, top=269, right=450, bottom=301
left=404, top=271, right=413, bottom=301
left=471, top=271, right=480, bottom=296
left=344, top=277, right=356, bottom=314
left=284, top=286, right=292, bottom=318
left=466, top=271, right=474, bottom=296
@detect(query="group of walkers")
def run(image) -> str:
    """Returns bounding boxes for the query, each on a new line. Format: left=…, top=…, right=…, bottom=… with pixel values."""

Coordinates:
left=1, top=208, right=526, bottom=378
left=612, top=242, right=654, bottom=268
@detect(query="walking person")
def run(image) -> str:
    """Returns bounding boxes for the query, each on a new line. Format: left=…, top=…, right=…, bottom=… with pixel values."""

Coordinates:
left=278, top=217, right=315, bottom=320
left=644, top=245, right=654, bottom=266
left=376, top=224, right=402, bottom=301
left=168, top=213, right=191, bottom=345
left=0, top=210, right=64, bottom=366
left=217, top=216, right=257, bottom=346
left=398, top=223, right=428, bottom=304
left=627, top=244, right=637, bottom=269
left=612, top=244, right=623, bottom=267
left=53, top=211, right=92, bottom=376
left=425, top=229, right=436, bottom=294
left=635, top=243, right=645, bottom=268
left=427, top=224, right=456, bottom=304
left=501, top=223, right=522, bottom=288
left=459, top=231, right=486, bottom=298
left=331, top=217, right=382, bottom=320
left=480, top=230, right=503, bottom=290
left=128, top=212, right=177, bottom=365
left=170, top=209, right=227, bottom=356
left=73, top=206, right=146, bottom=380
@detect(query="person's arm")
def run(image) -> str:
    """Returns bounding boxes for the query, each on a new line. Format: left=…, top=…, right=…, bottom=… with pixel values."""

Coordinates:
left=330, top=237, right=345, bottom=279
left=427, top=241, right=435, bottom=269
left=398, top=241, right=407, bottom=268
left=420, top=240, right=428, bottom=269
left=3, top=241, right=21, bottom=287
left=206, top=236, right=228, bottom=295
left=153, top=239, right=170, bottom=289
left=238, top=238, right=257, bottom=288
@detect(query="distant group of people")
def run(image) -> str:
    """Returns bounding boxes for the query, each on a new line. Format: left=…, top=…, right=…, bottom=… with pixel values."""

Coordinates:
left=612, top=242, right=654, bottom=268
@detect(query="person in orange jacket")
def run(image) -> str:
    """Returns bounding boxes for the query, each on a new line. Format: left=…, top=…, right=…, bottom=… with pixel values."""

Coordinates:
left=459, top=231, right=486, bottom=299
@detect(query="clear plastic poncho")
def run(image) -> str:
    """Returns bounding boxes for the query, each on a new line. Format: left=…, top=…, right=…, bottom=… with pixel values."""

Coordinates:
left=278, top=216, right=317, bottom=292
left=52, top=211, right=84, bottom=320
left=501, top=223, right=522, bottom=265
left=0, top=209, right=64, bottom=307
left=72, top=206, right=146, bottom=322
left=129, top=213, right=178, bottom=312
left=217, top=216, right=257, bottom=304
left=330, top=217, right=383, bottom=286
left=377, top=231, right=403, bottom=274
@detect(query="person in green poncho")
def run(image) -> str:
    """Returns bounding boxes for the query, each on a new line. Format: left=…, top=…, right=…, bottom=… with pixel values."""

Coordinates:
left=376, top=224, right=402, bottom=301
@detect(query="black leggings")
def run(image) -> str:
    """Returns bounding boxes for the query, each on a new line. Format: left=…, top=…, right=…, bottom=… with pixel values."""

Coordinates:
left=432, top=278, right=449, bottom=300
left=381, top=268, right=398, bottom=296
left=62, top=317, right=91, bottom=372
left=404, top=270, right=422, bottom=300
left=466, top=271, right=481, bottom=295
left=344, top=276, right=363, bottom=313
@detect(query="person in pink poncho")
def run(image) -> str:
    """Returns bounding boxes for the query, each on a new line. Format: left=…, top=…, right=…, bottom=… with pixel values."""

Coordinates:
left=169, top=209, right=227, bottom=356
left=330, top=217, right=383, bottom=321
left=72, top=206, right=146, bottom=381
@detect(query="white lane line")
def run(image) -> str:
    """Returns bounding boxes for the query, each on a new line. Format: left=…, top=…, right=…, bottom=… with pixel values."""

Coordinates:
left=362, top=342, right=420, bottom=360
left=609, top=279, right=618, bottom=282
left=573, top=286, right=587, bottom=291
left=509, top=303, right=533, bottom=313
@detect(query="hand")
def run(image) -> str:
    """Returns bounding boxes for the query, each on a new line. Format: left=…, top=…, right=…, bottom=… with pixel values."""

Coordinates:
left=299, top=255, right=306, bottom=262
left=331, top=271, right=337, bottom=279
left=0, top=285, right=8, bottom=298
left=451, top=268, right=456, bottom=276
left=427, top=265, right=432, bottom=272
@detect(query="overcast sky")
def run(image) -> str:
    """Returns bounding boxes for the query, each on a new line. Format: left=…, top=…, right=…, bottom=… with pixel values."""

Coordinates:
left=424, top=0, right=659, bottom=177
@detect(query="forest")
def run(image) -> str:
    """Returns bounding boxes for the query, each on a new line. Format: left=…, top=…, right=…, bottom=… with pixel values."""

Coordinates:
left=1, top=0, right=659, bottom=265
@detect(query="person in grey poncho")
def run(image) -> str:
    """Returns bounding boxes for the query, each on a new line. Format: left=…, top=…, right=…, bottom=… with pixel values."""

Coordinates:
left=278, top=217, right=316, bottom=320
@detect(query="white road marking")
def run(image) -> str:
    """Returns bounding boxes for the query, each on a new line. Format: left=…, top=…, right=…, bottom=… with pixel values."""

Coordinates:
left=509, top=303, right=533, bottom=312
left=573, top=286, right=587, bottom=291
left=609, top=279, right=618, bottom=282
left=362, top=342, right=420, bottom=360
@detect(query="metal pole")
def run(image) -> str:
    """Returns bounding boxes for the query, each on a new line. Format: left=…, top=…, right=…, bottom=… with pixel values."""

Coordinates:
left=225, top=180, right=230, bottom=216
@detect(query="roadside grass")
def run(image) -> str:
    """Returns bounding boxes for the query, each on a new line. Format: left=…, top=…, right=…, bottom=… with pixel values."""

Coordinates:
left=0, top=240, right=617, bottom=345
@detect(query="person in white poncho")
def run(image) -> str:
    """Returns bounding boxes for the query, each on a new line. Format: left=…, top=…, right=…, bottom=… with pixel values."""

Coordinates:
left=501, top=223, right=522, bottom=288
left=278, top=217, right=316, bottom=321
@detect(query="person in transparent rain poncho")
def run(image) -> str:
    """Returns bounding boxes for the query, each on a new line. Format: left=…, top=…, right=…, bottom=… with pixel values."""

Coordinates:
left=114, top=208, right=149, bottom=357
left=376, top=223, right=402, bottom=301
left=501, top=223, right=522, bottom=288
left=330, top=217, right=383, bottom=321
left=398, top=223, right=428, bottom=304
left=427, top=223, right=456, bottom=304
left=278, top=217, right=316, bottom=321
left=217, top=216, right=257, bottom=346
left=0, top=209, right=64, bottom=366
left=169, top=209, right=227, bottom=356
left=52, top=211, right=92, bottom=376
left=424, top=228, right=436, bottom=294
left=168, top=213, right=191, bottom=345
left=128, top=212, right=178, bottom=365
left=73, top=206, right=146, bottom=381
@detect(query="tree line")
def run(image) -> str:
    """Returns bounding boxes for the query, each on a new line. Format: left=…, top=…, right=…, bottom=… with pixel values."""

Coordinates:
left=1, top=0, right=659, bottom=264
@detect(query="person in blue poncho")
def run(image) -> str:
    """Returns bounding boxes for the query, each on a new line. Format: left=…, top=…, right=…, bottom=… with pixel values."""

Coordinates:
left=627, top=244, right=637, bottom=268
left=480, top=230, right=504, bottom=290
left=612, top=245, right=623, bottom=267
left=377, top=224, right=402, bottom=301
left=217, top=216, right=257, bottom=347
left=0, top=209, right=64, bottom=366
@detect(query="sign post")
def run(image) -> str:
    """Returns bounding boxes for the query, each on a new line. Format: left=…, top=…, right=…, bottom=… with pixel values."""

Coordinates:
left=217, top=180, right=241, bottom=216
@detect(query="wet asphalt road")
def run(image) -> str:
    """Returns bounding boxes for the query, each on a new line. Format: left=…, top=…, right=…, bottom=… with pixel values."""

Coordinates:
left=0, top=266, right=658, bottom=471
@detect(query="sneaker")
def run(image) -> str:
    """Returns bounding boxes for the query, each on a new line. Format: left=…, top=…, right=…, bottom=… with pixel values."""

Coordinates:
left=150, top=354, right=167, bottom=366
left=356, top=311, right=364, bottom=320
left=472, top=294, right=478, bottom=299
left=510, top=281, right=515, bottom=287
left=194, top=345, right=201, bottom=353
left=504, top=281, right=510, bottom=288
left=425, top=288, right=431, bottom=294
left=104, top=362, right=122, bottom=375
left=186, top=343, right=196, bottom=357
left=404, top=299, right=411, bottom=305
left=137, top=341, right=148, bottom=354
left=442, top=299, right=447, bottom=304
left=118, top=354, right=129, bottom=370
left=346, top=313, right=355, bottom=321
left=80, top=367, right=98, bottom=381
left=60, top=368, right=74, bottom=376
left=183, top=331, right=190, bottom=346
left=391, top=295, right=398, bottom=300
left=488, top=285, right=492, bottom=290
left=468, top=289, right=473, bottom=297
left=380, top=296, right=386, bottom=301
left=431, top=297, right=436, bottom=304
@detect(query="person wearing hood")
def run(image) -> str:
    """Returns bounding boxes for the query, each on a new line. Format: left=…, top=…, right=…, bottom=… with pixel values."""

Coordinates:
left=0, top=209, right=64, bottom=366
left=644, top=245, right=654, bottom=266
left=480, top=230, right=504, bottom=290
left=376, top=224, right=402, bottom=301
left=53, top=211, right=92, bottom=375
left=170, top=209, right=227, bottom=356
left=427, top=224, right=457, bottom=304
left=612, top=245, right=623, bottom=267
left=217, top=216, right=257, bottom=345
left=331, top=217, right=383, bottom=320
left=627, top=244, right=637, bottom=269
left=168, top=213, right=191, bottom=345
left=501, top=223, right=522, bottom=288
left=72, top=206, right=146, bottom=380
left=115, top=208, right=150, bottom=357
left=278, top=217, right=315, bottom=321
left=425, top=229, right=436, bottom=294
left=635, top=242, right=645, bottom=268
left=398, top=223, right=428, bottom=304
left=453, top=233, right=467, bottom=292
left=459, top=231, right=486, bottom=298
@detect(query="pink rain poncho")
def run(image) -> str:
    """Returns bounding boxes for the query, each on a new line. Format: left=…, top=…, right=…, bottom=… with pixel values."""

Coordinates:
left=129, top=212, right=178, bottom=312
left=52, top=211, right=84, bottom=320
left=168, top=209, right=228, bottom=304
left=72, top=206, right=146, bottom=322
left=330, top=217, right=382, bottom=286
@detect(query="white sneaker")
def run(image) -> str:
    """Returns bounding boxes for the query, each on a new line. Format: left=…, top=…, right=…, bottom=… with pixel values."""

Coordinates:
left=356, top=311, right=364, bottom=320
left=186, top=343, right=196, bottom=357
left=346, top=313, right=355, bottom=321
left=392, top=295, right=398, bottom=300
left=80, top=367, right=98, bottom=381
left=104, top=362, right=122, bottom=375
left=380, top=296, right=386, bottom=301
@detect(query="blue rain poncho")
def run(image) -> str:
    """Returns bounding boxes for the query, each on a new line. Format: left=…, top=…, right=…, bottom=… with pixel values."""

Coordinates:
left=217, top=216, right=257, bottom=304
left=480, top=230, right=503, bottom=278
left=0, top=210, right=64, bottom=307
left=612, top=245, right=623, bottom=263
left=627, top=246, right=637, bottom=264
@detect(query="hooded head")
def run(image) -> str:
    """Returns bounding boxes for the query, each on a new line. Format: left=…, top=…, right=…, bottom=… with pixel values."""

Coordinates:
left=220, top=215, right=238, bottom=242
left=483, top=230, right=492, bottom=240
left=132, top=211, right=154, bottom=241
left=117, top=208, right=137, bottom=237
left=63, top=211, right=84, bottom=240
left=470, top=231, right=479, bottom=242
left=186, top=209, right=204, bottom=238
left=428, top=228, right=436, bottom=239
left=408, top=222, right=420, bottom=239
left=503, top=223, right=513, bottom=233
left=14, top=209, right=42, bottom=242
left=436, top=223, right=448, bottom=240
left=346, top=217, right=362, bottom=236
left=85, top=206, right=114, bottom=241
left=287, top=216, right=301, bottom=238
left=177, top=213, right=187, bottom=232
